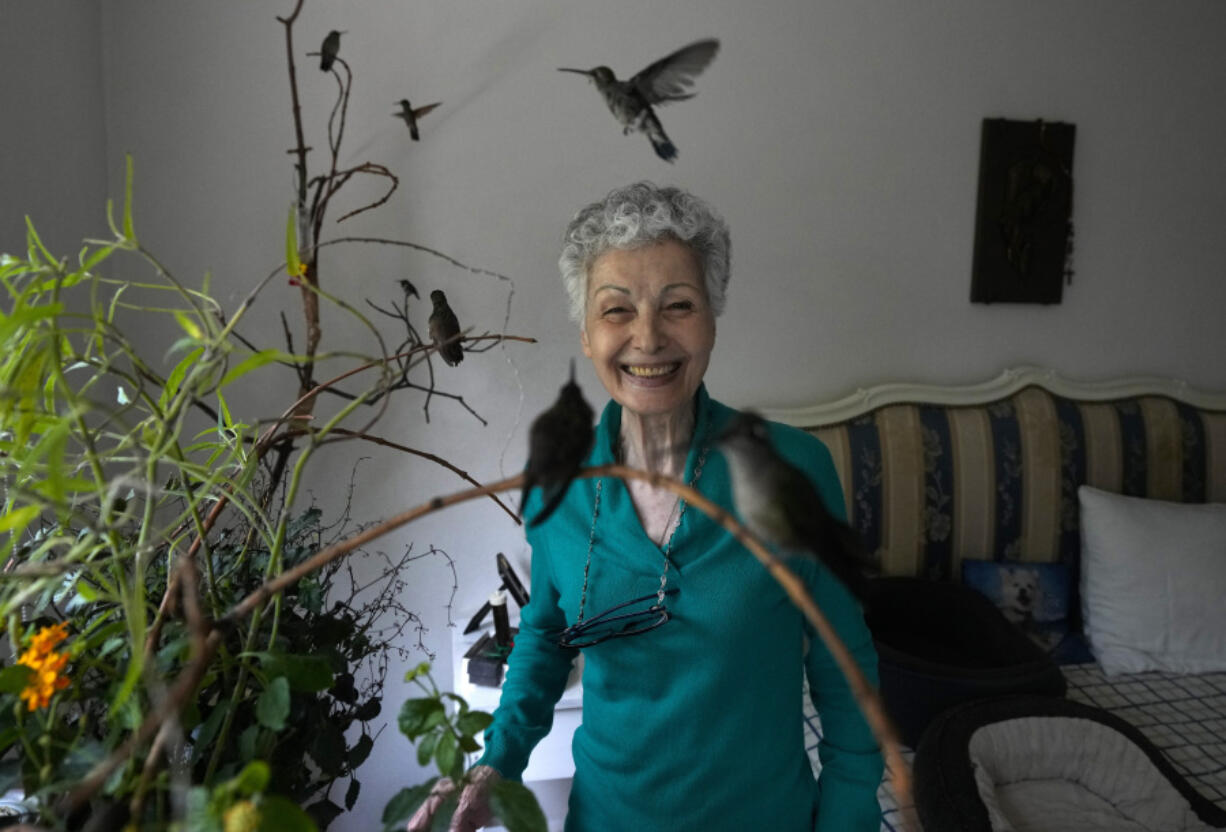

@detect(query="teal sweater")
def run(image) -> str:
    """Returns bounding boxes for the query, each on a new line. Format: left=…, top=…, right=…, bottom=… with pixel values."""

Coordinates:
left=479, top=386, right=883, bottom=831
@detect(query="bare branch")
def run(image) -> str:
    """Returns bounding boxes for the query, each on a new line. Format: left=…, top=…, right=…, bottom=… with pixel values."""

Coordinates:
left=316, top=236, right=514, bottom=284
left=334, top=163, right=399, bottom=224
left=326, top=427, right=521, bottom=524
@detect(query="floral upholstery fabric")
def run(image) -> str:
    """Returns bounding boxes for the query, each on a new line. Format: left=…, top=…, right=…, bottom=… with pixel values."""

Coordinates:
left=806, top=387, right=1226, bottom=605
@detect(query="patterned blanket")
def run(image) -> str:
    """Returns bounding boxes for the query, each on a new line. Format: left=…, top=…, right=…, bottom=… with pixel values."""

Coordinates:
left=804, top=663, right=1226, bottom=831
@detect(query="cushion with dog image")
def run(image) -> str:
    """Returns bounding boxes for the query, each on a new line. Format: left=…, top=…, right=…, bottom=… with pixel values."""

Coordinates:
left=864, top=577, right=1066, bottom=748
left=961, top=559, right=1093, bottom=664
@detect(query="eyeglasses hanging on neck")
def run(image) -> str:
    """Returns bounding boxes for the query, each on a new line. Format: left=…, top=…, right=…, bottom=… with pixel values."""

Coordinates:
left=556, top=587, right=679, bottom=649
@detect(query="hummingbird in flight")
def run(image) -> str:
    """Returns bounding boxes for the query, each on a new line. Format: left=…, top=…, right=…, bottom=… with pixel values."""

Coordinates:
left=393, top=99, right=442, bottom=141
left=717, top=412, right=871, bottom=603
left=427, top=290, right=464, bottom=366
left=558, top=38, right=719, bottom=162
left=319, top=30, right=345, bottom=72
left=522, top=360, right=595, bottom=528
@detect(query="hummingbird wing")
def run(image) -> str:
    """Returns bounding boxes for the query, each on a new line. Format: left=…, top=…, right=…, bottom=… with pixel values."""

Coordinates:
left=412, top=102, right=442, bottom=119
left=428, top=307, right=464, bottom=366
left=523, top=384, right=594, bottom=527
left=630, top=39, right=720, bottom=105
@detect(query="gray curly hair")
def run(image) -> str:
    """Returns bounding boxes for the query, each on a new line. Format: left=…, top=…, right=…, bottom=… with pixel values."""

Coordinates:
left=558, top=182, right=731, bottom=326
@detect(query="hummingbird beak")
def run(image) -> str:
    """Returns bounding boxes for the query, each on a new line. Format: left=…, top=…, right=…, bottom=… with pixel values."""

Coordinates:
left=557, top=67, right=594, bottom=77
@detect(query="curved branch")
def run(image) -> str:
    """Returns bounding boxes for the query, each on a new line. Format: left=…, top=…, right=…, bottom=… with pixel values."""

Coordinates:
left=317, top=427, right=521, bottom=524
left=315, top=236, right=514, bottom=284
left=218, top=466, right=911, bottom=811
left=334, top=162, right=399, bottom=223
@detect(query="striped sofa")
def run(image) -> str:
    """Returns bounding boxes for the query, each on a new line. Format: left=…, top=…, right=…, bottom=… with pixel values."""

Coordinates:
left=763, top=367, right=1226, bottom=621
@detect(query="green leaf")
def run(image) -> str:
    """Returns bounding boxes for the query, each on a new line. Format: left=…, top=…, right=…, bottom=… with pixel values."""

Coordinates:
left=0, top=727, right=19, bottom=756
left=232, top=760, right=271, bottom=796
left=398, top=698, right=444, bottom=740
left=173, top=309, right=203, bottom=340
left=259, top=794, right=318, bottom=832
left=403, top=661, right=431, bottom=684
left=309, top=723, right=346, bottom=776
left=344, top=778, right=361, bottom=811
left=354, top=697, right=381, bottom=721
left=192, top=701, right=231, bottom=761
left=0, top=504, right=41, bottom=534
left=434, top=730, right=459, bottom=781
left=415, top=732, right=438, bottom=767
left=117, top=695, right=143, bottom=731
left=256, top=676, right=290, bottom=731
left=219, top=349, right=282, bottom=389
left=348, top=733, right=373, bottom=768
left=109, top=650, right=146, bottom=720
left=455, top=710, right=493, bottom=738
left=79, top=241, right=115, bottom=272
left=304, top=800, right=343, bottom=830
left=185, top=785, right=222, bottom=832
left=238, top=723, right=260, bottom=763
left=285, top=202, right=304, bottom=280
left=247, top=651, right=333, bottom=693
left=216, top=389, right=233, bottom=429
left=162, top=346, right=203, bottom=409
left=381, top=780, right=437, bottom=828
left=0, top=665, right=33, bottom=695
left=441, top=691, right=469, bottom=714
left=489, top=779, right=548, bottom=832
left=24, top=216, right=56, bottom=268
left=155, top=634, right=191, bottom=670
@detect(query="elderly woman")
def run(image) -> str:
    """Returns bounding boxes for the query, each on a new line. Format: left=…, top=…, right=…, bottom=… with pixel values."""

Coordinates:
left=411, top=182, right=882, bottom=831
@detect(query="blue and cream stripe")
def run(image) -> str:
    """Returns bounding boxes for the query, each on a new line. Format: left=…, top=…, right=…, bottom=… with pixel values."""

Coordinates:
left=806, top=388, right=1226, bottom=582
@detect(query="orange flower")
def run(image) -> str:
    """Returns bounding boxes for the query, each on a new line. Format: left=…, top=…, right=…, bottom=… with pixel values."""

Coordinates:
left=17, top=623, right=72, bottom=711
left=28, top=622, right=68, bottom=654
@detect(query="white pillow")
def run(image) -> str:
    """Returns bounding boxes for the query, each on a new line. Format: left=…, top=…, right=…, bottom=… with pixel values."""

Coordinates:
left=1079, top=484, right=1226, bottom=675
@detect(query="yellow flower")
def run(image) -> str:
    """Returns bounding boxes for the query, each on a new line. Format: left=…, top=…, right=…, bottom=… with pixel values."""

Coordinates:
left=17, top=623, right=72, bottom=711
left=223, top=800, right=262, bottom=832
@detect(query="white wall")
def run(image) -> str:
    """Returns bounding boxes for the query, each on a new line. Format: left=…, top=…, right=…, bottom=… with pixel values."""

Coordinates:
left=6, top=1, right=1226, bottom=828
left=1, top=2, right=107, bottom=255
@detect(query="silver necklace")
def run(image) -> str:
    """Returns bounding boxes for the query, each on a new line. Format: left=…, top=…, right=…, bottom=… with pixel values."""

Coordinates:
left=574, top=441, right=710, bottom=625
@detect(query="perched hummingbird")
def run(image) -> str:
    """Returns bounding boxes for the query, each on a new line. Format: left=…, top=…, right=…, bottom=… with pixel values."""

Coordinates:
left=399, top=279, right=419, bottom=300
left=717, top=412, right=871, bottom=603
left=319, top=30, right=344, bottom=72
left=393, top=99, right=442, bottom=141
left=558, top=38, right=719, bottom=162
left=427, top=289, right=464, bottom=366
left=522, top=360, right=595, bottom=528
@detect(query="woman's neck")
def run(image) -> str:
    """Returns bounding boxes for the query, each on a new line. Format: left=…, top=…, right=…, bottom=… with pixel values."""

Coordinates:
left=618, top=404, right=695, bottom=477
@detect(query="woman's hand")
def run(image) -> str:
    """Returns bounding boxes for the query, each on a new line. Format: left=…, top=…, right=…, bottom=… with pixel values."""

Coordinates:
left=406, top=765, right=500, bottom=832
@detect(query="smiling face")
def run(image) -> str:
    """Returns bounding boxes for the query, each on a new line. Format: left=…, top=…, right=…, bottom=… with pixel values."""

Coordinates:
left=580, top=239, right=716, bottom=419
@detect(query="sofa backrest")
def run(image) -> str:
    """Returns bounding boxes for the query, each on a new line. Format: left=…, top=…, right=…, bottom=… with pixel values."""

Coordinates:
left=763, top=368, right=1226, bottom=589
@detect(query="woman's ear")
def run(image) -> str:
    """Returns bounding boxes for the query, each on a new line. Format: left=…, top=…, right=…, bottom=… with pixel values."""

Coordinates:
left=580, top=326, right=592, bottom=358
